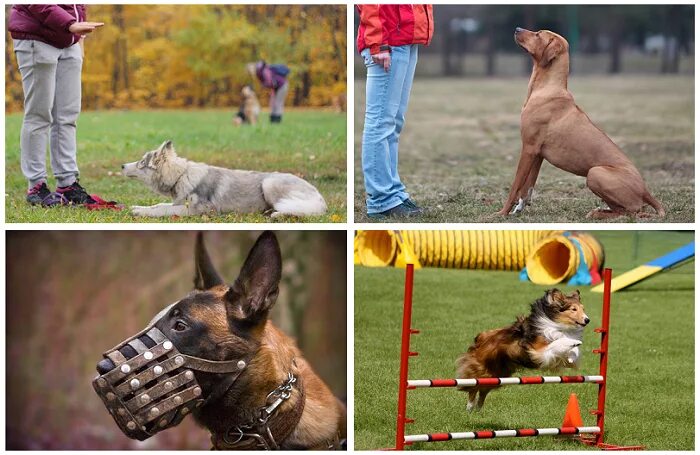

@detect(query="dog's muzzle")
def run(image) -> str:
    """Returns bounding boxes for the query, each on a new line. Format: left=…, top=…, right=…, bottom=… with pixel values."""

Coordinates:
left=93, top=324, right=248, bottom=441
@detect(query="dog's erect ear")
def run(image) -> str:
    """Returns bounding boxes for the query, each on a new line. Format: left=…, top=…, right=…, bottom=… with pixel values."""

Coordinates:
left=540, top=37, right=564, bottom=67
left=152, top=140, right=175, bottom=167
left=545, top=289, right=565, bottom=306
left=225, top=231, right=282, bottom=324
left=160, top=140, right=173, bottom=151
left=194, top=232, right=224, bottom=290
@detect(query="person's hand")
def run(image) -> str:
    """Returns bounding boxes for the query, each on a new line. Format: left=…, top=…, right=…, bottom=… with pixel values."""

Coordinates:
left=372, top=52, right=391, bottom=72
left=68, top=21, right=104, bottom=36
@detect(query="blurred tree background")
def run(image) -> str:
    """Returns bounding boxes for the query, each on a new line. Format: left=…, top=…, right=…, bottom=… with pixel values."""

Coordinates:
left=6, top=230, right=346, bottom=449
left=354, top=4, right=694, bottom=77
left=6, top=5, right=347, bottom=112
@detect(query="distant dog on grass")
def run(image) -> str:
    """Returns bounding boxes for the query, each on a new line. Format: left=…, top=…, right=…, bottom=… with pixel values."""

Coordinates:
left=456, top=289, right=589, bottom=411
left=122, top=140, right=327, bottom=217
left=234, top=85, right=261, bottom=126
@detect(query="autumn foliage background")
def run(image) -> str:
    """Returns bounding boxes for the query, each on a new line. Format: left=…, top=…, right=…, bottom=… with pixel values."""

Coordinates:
left=5, top=5, right=347, bottom=112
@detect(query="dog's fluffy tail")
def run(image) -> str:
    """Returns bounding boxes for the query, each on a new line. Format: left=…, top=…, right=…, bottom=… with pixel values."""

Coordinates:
left=643, top=192, right=665, bottom=217
left=272, top=190, right=328, bottom=217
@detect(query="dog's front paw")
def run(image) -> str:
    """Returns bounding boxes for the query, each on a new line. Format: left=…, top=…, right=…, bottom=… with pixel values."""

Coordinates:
left=509, top=198, right=526, bottom=215
left=131, top=206, right=148, bottom=216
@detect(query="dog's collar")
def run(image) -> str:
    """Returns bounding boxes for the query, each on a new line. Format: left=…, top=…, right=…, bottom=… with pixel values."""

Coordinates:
left=211, top=371, right=306, bottom=450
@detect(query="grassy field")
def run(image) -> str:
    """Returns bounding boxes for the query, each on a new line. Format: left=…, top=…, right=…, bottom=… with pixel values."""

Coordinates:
left=354, top=76, right=694, bottom=222
left=355, top=231, right=694, bottom=450
left=6, top=109, right=346, bottom=223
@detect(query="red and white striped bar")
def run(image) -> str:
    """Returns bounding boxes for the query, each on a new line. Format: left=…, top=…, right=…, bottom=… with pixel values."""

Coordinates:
left=405, top=426, right=600, bottom=443
left=407, top=375, right=604, bottom=388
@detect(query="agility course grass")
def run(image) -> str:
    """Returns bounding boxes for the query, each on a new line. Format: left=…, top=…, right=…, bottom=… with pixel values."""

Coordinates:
left=353, top=76, right=694, bottom=222
left=5, top=109, right=346, bottom=223
left=354, top=231, right=694, bottom=450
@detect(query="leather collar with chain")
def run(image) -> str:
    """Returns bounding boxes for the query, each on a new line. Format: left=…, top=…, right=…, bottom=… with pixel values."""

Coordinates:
left=211, top=372, right=306, bottom=450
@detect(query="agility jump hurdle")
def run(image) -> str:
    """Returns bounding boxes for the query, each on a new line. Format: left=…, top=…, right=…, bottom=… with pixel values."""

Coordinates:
left=391, top=265, right=643, bottom=450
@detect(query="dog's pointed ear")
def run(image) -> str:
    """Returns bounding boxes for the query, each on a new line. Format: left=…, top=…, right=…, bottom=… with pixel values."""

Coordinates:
left=540, top=37, right=564, bottom=67
left=545, top=288, right=564, bottom=306
left=194, top=232, right=224, bottom=290
left=163, top=140, right=176, bottom=157
left=225, top=231, right=282, bottom=324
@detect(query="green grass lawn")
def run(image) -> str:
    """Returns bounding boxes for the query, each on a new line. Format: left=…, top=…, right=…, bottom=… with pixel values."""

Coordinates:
left=354, top=76, right=694, bottom=222
left=355, top=231, right=694, bottom=450
left=6, top=109, right=346, bottom=223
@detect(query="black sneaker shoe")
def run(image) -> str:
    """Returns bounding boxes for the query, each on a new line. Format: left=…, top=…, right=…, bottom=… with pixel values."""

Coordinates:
left=367, top=202, right=422, bottom=219
left=402, top=198, right=423, bottom=213
left=26, top=182, right=51, bottom=205
left=56, top=180, right=96, bottom=205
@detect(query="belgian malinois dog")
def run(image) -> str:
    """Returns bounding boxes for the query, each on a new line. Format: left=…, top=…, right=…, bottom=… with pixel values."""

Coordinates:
left=94, top=232, right=346, bottom=449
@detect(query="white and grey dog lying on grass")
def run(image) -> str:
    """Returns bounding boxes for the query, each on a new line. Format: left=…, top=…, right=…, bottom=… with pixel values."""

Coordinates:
left=122, top=140, right=327, bottom=217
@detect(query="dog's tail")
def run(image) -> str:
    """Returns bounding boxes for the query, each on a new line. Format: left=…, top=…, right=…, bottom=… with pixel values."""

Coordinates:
left=643, top=191, right=665, bottom=217
left=272, top=190, right=328, bottom=217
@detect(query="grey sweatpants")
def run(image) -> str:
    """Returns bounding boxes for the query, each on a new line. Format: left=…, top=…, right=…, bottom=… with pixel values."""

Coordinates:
left=14, top=39, right=82, bottom=189
left=270, top=81, right=289, bottom=116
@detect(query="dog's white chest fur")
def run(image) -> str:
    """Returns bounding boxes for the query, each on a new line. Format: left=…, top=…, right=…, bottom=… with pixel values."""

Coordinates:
left=534, top=316, right=584, bottom=368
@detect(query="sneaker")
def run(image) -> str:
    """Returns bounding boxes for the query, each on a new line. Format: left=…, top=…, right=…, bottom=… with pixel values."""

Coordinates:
left=402, top=198, right=423, bottom=213
left=26, top=182, right=51, bottom=205
left=56, top=180, right=96, bottom=205
left=367, top=202, right=422, bottom=219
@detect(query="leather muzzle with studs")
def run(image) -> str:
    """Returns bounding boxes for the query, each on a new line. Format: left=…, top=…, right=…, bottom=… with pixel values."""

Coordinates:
left=93, top=325, right=248, bottom=441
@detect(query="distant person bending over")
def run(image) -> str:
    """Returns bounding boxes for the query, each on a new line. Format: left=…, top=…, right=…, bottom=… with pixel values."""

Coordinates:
left=248, top=60, right=290, bottom=123
left=357, top=5, right=433, bottom=219
left=9, top=5, right=103, bottom=206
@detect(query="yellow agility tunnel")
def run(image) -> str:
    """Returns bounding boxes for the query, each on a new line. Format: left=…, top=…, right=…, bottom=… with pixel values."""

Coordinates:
left=354, top=230, right=604, bottom=286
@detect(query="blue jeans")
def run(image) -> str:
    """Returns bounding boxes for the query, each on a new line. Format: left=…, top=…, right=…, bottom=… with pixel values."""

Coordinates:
left=361, top=44, right=418, bottom=214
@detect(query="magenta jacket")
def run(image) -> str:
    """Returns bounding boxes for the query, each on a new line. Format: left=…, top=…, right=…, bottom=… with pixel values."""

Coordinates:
left=9, top=5, right=86, bottom=49
left=255, top=61, right=287, bottom=91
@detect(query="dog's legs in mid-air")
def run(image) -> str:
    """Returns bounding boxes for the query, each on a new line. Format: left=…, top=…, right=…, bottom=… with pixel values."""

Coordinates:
left=132, top=203, right=190, bottom=217
left=466, top=389, right=479, bottom=412
left=465, top=388, right=493, bottom=412
left=531, top=337, right=582, bottom=369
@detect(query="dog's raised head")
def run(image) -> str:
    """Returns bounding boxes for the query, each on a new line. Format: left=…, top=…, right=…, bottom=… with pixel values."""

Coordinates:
left=157, top=231, right=281, bottom=362
left=540, top=288, right=589, bottom=327
left=241, top=85, right=255, bottom=98
left=514, top=27, right=569, bottom=67
left=122, top=140, right=185, bottom=192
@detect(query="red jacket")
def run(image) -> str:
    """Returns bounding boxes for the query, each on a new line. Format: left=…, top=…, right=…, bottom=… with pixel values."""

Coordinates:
left=357, top=5, right=433, bottom=55
left=9, top=5, right=86, bottom=49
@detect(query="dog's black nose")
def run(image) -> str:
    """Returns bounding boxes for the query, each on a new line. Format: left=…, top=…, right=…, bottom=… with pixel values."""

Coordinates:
left=121, top=164, right=125, bottom=169
left=584, top=317, right=590, bottom=325
left=515, top=27, right=524, bottom=34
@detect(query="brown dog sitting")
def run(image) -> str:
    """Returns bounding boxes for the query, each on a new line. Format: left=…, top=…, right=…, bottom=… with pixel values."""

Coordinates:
left=498, top=28, right=664, bottom=219
left=233, top=85, right=261, bottom=126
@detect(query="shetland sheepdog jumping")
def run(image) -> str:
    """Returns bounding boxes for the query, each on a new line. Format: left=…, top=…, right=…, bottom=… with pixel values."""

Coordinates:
left=455, top=289, right=589, bottom=412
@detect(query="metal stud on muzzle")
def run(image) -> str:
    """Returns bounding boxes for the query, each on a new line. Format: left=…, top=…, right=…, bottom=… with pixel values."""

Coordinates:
left=93, top=324, right=248, bottom=441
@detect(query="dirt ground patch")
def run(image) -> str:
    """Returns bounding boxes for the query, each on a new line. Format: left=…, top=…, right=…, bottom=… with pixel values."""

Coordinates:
left=354, top=75, right=694, bottom=223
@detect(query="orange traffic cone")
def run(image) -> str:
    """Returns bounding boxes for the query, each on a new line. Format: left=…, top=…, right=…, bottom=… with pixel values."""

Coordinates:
left=562, top=393, right=584, bottom=428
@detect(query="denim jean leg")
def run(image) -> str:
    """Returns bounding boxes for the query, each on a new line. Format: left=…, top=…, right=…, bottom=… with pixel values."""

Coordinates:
left=361, top=45, right=412, bottom=214
left=388, top=45, right=419, bottom=200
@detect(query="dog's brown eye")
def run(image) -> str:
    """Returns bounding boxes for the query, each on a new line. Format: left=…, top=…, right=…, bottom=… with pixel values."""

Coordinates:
left=174, top=321, right=187, bottom=331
